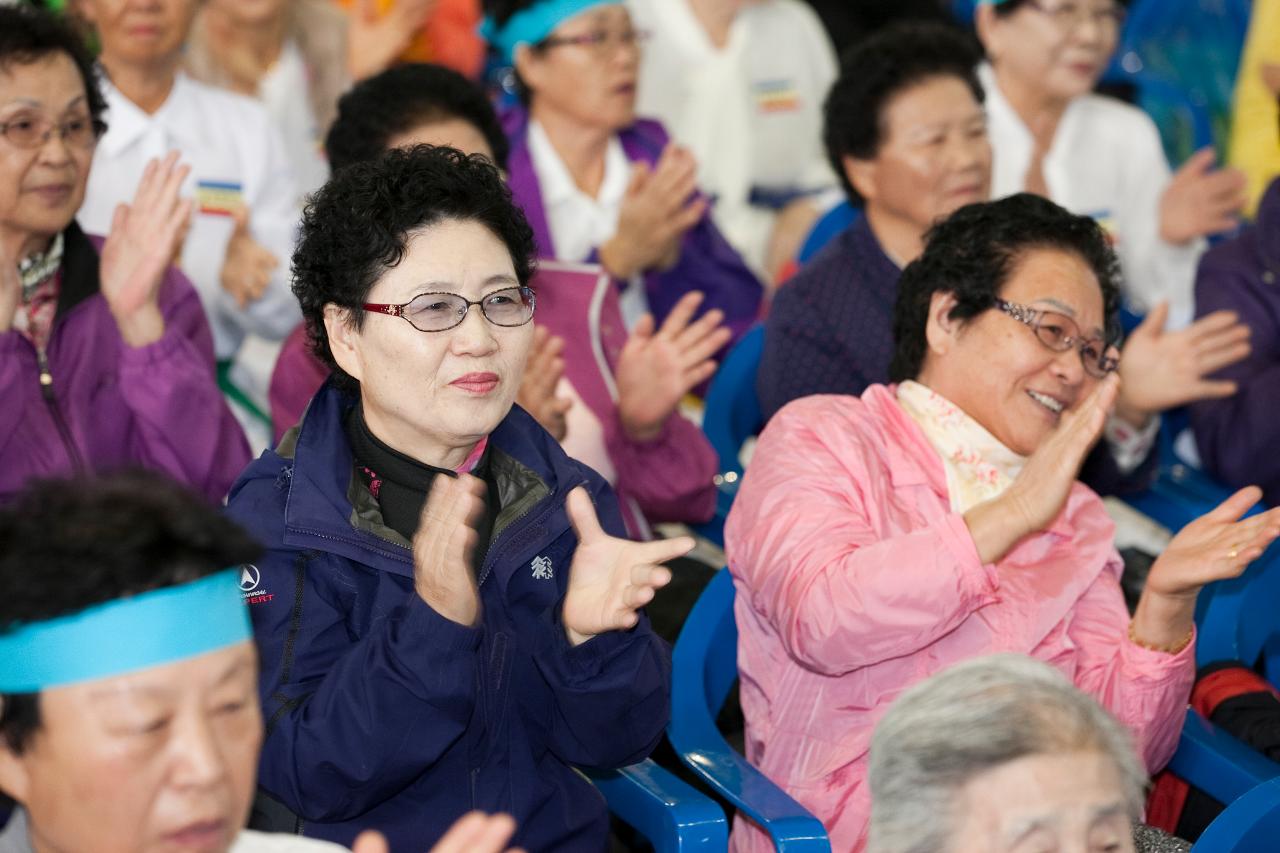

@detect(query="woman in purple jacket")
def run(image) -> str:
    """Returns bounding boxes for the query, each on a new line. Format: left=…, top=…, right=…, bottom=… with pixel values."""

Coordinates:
left=480, top=0, right=764, bottom=347
left=0, top=5, right=248, bottom=503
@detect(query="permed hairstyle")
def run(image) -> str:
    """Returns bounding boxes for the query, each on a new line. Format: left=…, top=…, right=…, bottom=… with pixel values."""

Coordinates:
left=889, top=192, right=1121, bottom=382
left=823, top=21, right=983, bottom=205
left=324, top=63, right=510, bottom=173
left=0, top=471, right=261, bottom=756
left=867, top=654, right=1147, bottom=853
left=292, top=144, right=537, bottom=393
left=0, top=3, right=108, bottom=132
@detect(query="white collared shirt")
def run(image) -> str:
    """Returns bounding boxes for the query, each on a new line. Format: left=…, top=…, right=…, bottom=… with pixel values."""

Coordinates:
left=79, top=71, right=302, bottom=360
left=526, top=119, right=650, bottom=326
left=631, top=0, right=838, bottom=272
left=258, top=40, right=330, bottom=200
left=981, top=63, right=1203, bottom=329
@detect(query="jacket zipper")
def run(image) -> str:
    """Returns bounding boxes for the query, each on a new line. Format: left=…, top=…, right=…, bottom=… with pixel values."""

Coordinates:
left=36, top=345, right=85, bottom=472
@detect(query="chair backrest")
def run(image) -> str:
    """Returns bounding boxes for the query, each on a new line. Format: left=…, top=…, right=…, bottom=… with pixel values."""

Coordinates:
left=796, top=202, right=859, bottom=266
left=702, top=325, right=766, bottom=479
left=1192, top=776, right=1280, bottom=852
left=669, top=570, right=832, bottom=851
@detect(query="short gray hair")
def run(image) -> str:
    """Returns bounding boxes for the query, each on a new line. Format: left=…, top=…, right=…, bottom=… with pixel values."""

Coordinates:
left=866, top=654, right=1147, bottom=853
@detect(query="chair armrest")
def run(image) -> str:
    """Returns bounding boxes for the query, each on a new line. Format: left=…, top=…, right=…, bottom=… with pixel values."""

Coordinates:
left=668, top=712, right=830, bottom=852
left=583, top=759, right=729, bottom=853
left=1169, top=708, right=1280, bottom=807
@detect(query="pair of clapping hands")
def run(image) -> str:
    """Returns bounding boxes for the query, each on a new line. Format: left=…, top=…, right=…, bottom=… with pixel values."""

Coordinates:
left=517, top=290, right=732, bottom=443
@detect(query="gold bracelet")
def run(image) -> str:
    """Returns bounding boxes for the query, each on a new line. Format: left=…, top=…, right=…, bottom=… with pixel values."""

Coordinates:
left=1128, top=620, right=1194, bottom=655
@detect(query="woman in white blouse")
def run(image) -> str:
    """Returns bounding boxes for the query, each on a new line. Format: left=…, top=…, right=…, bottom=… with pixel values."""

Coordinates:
left=976, top=0, right=1247, bottom=329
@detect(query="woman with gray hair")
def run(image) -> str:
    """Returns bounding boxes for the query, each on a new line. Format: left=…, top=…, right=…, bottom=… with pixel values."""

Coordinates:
left=868, top=654, right=1185, bottom=853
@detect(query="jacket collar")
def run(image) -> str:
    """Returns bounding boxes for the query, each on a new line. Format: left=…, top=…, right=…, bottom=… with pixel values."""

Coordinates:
left=861, top=384, right=1076, bottom=539
left=277, top=380, right=582, bottom=577
left=97, top=72, right=205, bottom=159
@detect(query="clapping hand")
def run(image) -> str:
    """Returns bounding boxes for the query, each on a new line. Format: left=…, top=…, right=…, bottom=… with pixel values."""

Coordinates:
left=352, top=812, right=524, bottom=853
left=347, top=0, right=439, bottom=80
left=600, top=144, right=707, bottom=279
left=100, top=151, right=193, bottom=347
left=516, top=325, right=573, bottom=441
left=412, top=473, right=487, bottom=627
left=1133, top=486, right=1280, bottom=649
left=560, top=487, right=691, bottom=646
left=220, top=206, right=279, bottom=309
left=1160, top=147, right=1247, bottom=245
left=965, top=374, right=1120, bottom=564
left=615, top=291, right=732, bottom=441
left=1114, top=301, right=1251, bottom=426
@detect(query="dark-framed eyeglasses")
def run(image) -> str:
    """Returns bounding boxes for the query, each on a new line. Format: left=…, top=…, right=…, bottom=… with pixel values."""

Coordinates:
left=538, top=27, right=650, bottom=56
left=994, top=298, right=1119, bottom=378
left=362, top=285, right=536, bottom=333
left=0, top=113, right=106, bottom=150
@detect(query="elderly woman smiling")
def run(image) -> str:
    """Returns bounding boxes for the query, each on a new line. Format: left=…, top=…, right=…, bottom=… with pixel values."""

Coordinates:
left=0, top=4, right=248, bottom=503
left=225, top=145, right=688, bottom=851
left=723, top=193, right=1280, bottom=852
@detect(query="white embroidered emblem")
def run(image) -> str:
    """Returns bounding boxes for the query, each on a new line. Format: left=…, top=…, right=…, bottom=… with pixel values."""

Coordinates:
left=531, top=555, right=554, bottom=580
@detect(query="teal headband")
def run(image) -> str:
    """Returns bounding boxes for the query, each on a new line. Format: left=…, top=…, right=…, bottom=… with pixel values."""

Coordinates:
left=480, top=0, right=623, bottom=64
left=0, top=568, right=252, bottom=692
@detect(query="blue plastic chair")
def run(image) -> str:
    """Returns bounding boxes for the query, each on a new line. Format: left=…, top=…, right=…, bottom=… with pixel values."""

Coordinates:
left=668, top=568, right=831, bottom=851
left=795, top=202, right=859, bottom=266
left=692, top=326, right=766, bottom=547
left=585, top=760, right=729, bottom=852
left=1170, top=707, right=1280, bottom=811
left=1192, top=776, right=1280, bottom=852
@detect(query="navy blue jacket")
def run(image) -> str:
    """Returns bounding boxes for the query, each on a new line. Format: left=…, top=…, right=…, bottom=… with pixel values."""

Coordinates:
left=758, top=216, right=1157, bottom=496
left=226, top=382, right=671, bottom=852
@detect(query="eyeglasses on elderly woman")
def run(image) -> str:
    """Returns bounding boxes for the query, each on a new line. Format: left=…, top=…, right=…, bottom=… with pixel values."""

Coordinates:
left=363, top=285, right=536, bottom=333
left=0, top=112, right=106, bottom=149
left=994, top=297, right=1119, bottom=377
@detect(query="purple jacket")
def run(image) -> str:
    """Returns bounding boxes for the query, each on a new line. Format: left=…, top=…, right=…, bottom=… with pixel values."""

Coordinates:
left=1191, top=177, right=1280, bottom=506
left=503, top=109, right=764, bottom=346
left=0, top=223, right=250, bottom=504
left=268, top=263, right=719, bottom=538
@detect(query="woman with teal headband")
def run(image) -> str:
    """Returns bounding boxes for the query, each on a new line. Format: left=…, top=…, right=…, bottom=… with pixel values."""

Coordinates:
left=0, top=471, right=526, bottom=853
left=481, top=0, right=765, bottom=350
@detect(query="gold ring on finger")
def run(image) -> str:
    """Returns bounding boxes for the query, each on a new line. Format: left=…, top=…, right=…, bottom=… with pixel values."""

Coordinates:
left=1229, top=544, right=1241, bottom=559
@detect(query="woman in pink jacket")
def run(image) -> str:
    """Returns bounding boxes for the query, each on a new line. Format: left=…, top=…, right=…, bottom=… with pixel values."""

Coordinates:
left=724, top=192, right=1280, bottom=852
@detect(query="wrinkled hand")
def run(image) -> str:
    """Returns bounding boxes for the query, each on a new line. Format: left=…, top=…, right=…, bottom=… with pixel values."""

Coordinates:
left=615, top=291, right=732, bottom=441
left=412, top=473, right=487, bottom=626
left=220, top=206, right=279, bottom=309
left=561, top=487, right=690, bottom=646
left=600, top=145, right=706, bottom=280
left=347, top=0, right=438, bottom=80
left=965, top=374, right=1119, bottom=564
left=516, top=325, right=572, bottom=441
left=0, top=241, right=19, bottom=334
left=1115, top=302, right=1251, bottom=426
left=1159, top=147, right=1247, bottom=245
left=353, top=812, right=523, bottom=853
left=1132, top=486, right=1280, bottom=648
left=101, top=151, right=193, bottom=347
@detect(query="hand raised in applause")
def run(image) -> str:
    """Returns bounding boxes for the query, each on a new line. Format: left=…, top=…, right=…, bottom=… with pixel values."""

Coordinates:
left=412, top=473, right=487, bottom=626
left=100, top=151, right=193, bottom=347
left=1160, top=147, right=1247, bottom=245
left=599, top=144, right=706, bottom=279
left=516, top=325, right=573, bottom=441
left=352, top=812, right=524, bottom=853
left=220, top=206, right=279, bottom=309
left=615, top=291, right=732, bottom=441
left=560, top=487, right=691, bottom=646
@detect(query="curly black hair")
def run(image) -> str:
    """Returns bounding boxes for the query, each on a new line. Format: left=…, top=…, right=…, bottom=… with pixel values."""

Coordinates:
left=0, top=470, right=261, bottom=756
left=324, top=64, right=510, bottom=173
left=293, top=144, right=537, bottom=393
left=0, top=3, right=108, bottom=133
left=889, top=193, right=1122, bottom=382
left=824, top=22, right=983, bottom=206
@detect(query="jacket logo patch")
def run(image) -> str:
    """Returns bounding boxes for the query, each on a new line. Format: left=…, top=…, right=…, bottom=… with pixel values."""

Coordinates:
left=239, top=563, right=274, bottom=604
left=531, top=555, right=554, bottom=580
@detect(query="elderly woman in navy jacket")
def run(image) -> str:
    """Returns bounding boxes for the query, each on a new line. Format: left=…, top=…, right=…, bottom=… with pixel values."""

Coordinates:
left=225, top=145, right=687, bottom=851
